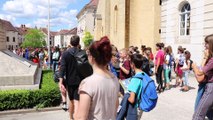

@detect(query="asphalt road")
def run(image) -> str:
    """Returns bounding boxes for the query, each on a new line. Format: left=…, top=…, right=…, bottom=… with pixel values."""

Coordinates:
left=0, top=74, right=199, bottom=120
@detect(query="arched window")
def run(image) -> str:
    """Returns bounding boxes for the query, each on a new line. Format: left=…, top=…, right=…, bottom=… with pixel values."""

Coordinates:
left=179, top=3, right=190, bottom=36
left=114, top=5, right=118, bottom=33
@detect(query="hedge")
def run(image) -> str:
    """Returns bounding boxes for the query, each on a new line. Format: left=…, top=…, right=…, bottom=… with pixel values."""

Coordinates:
left=0, top=70, right=61, bottom=111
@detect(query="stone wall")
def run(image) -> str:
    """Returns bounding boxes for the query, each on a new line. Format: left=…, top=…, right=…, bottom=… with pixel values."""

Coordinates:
left=0, top=23, right=6, bottom=50
left=94, top=0, right=161, bottom=50
left=161, top=0, right=213, bottom=63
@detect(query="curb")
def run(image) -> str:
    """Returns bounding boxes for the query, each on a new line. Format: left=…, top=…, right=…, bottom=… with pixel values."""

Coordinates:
left=0, top=106, right=62, bottom=116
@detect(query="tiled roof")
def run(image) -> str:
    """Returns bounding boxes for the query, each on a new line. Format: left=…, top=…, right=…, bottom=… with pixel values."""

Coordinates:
left=76, top=0, right=99, bottom=18
left=40, top=28, right=57, bottom=37
left=57, top=29, right=70, bottom=35
left=65, top=27, right=77, bottom=35
left=15, top=25, right=30, bottom=35
left=0, top=19, right=18, bottom=32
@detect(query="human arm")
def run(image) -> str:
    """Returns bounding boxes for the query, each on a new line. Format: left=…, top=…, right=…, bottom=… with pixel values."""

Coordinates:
left=128, top=92, right=136, bottom=104
left=119, top=60, right=130, bottom=75
left=192, top=63, right=205, bottom=83
left=75, top=91, right=91, bottom=120
left=155, top=57, right=160, bottom=73
left=59, top=53, right=66, bottom=93
left=127, top=78, right=141, bottom=104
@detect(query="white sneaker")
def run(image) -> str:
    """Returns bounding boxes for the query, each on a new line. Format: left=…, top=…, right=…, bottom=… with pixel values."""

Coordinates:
left=62, top=103, right=68, bottom=111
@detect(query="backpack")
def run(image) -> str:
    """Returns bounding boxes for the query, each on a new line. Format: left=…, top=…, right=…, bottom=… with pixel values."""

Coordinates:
left=168, top=54, right=174, bottom=67
left=72, top=49, right=93, bottom=80
left=189, top=59, right=193, bottom=70
left=178, top=54, right=185, bottom=66
left=134, top=72, right=158, bottom=112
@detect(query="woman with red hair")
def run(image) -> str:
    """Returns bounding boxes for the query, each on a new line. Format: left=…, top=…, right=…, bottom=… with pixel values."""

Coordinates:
left=76, top=36, right=120, bottom=120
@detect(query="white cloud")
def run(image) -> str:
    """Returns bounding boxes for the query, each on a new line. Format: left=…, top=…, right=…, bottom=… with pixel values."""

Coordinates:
left=0, top=14, right=16, bottom=22
left=2, top=0, right=79, bottom=30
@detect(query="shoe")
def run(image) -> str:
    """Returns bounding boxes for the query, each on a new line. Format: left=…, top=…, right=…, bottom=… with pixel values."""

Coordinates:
left=62, top=103, right=68, bottom=111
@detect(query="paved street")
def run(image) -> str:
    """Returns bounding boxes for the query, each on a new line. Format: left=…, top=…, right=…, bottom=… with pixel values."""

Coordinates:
left=0, top=74, right=198, bottom=120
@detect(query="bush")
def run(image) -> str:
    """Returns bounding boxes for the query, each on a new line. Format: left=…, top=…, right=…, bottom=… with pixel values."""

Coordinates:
left=0, top=70, right=61, bottom=111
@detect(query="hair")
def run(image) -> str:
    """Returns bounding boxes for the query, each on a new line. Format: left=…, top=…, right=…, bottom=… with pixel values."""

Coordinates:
left=164, top=47, right=170, bottom=54
left=156, top=42, right=163, bottom=49
left=185, top=50, right=191, bottom=60
left=178, top=46, right=185, bottom=53
left=130, top=53, right=144, bottom=69
left=89, top=36, right=112, bottom=66
left=204, top=34, right=213, bottom=63
left=70, top=35, right=80, bottom=47
left=141, top=45, right=146, bottom=52
left=167, top=45, right=173, bottom=55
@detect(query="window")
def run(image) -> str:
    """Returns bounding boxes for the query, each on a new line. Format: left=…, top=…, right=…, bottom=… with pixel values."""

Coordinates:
left=114, top=5, right=118, bottom=33
left=179, top=3, right=190, bottom=36
left=7, top=37, right=9, bottom=42
left=13, top=37, right=15, bottom=42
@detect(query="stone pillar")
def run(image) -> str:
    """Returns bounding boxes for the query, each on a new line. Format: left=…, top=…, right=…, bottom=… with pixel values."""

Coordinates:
left=0, top=22, right=6, bottom=50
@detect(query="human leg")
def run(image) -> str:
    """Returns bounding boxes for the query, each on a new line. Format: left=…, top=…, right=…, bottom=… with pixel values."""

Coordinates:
left=67, top=85, right=79, bottom=120
left=193, top=83, right=213, bottom=120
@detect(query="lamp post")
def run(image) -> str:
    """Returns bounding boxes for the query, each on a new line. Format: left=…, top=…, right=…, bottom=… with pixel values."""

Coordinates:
left=47, top=0, right=51, bottom=69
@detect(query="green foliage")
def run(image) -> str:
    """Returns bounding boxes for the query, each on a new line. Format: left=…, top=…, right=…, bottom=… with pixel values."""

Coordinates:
left=21, top=29, right=46, bottom=48
left=0, top=70, right=61, bottom=111
left=82, top=31, right=93, bottom=47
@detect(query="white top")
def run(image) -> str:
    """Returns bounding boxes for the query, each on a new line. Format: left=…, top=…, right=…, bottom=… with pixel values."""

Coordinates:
left=164, top=54, right=170, bottom=69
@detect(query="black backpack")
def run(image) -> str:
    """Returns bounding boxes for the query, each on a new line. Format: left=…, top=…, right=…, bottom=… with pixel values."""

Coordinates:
left=189, top=59, right=193, bottom=71
left=72, top=49, right=93, bottom=80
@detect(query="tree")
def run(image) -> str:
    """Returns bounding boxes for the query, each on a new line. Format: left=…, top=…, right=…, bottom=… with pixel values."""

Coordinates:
left=82, top=31, right=93, bottom=48
left=21, top=29, right=46, bottom=48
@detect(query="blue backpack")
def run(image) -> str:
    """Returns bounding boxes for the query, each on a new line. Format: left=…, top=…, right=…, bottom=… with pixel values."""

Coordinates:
left=134, top=72, right=158, bottom=112
left=168, top=54, right=174, bottom=67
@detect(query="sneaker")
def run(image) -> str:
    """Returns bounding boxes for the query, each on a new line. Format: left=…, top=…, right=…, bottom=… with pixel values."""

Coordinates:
left=62, top=103, right=68, bottom=111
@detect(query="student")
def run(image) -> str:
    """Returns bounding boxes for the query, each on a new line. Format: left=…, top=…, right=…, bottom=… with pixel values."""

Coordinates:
left=192, top=34, right=213, bottom=120
left=128, top=54, right=144, bottom=119
left=119, top=48, right=131, bottom=95
left=76, top=36, right=120, bottom=120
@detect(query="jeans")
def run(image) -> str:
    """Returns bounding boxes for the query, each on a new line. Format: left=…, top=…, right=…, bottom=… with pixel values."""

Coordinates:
left=183, top=71, right=189, bottom=86
left=52, top=61, right=59, bottom=73
left=193, top=83, right=213, bottom=120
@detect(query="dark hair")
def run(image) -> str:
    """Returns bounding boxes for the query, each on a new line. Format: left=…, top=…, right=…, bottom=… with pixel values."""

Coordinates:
left=141, top=45, right=146, bottom=52
left=156, top=43, right=163, bottom=49
left=130, top=53, right=143, bottom=69
left=70, top=35, right=80, bottom=47
left=184, top=50, right=191, bottom=60
left=204, top=34, right=213, bottom=63
left=164, top=47, right=169, bottom=54
left=178, top=46, right=185, bottom=53
left=89, top=36, right=112, bottom=66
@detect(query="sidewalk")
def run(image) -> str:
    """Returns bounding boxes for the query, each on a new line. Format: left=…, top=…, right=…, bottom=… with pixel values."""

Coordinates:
left=0, top=75, right=198, bottom=120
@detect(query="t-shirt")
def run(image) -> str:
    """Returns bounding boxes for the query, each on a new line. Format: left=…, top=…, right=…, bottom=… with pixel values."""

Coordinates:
left=119, top=60, right=131, bottom=80
left=127, top=72, right=143, bottom=106
left=155, top=50, right=164, bottom=66
left=163, top=54, right=170, bottom=70
left=202, top=58, right=213, bottom=83
left=79, top=73, right=120, bottom=120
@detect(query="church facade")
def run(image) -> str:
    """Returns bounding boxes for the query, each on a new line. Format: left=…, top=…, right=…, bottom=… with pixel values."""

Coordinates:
left=94, top=0, right=161, bottom=50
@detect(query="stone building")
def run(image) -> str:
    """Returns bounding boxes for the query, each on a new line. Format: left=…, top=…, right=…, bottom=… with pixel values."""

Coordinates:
left=0, top=20, right=6, bottom=50
left=94, top=0, right=161, bottom=50
left=40, top=28, right=56, bottom=47
left=0, top=19, right=19, bottom=50
left=161, top=0, right=213, bottom=63
left=76, top=0, right=98, bottom=48
left=54, top=28, right=77, bottom=48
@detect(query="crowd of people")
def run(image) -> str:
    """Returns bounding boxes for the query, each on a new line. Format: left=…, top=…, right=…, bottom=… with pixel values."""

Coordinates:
left=11, top=34, right=213, bottom=120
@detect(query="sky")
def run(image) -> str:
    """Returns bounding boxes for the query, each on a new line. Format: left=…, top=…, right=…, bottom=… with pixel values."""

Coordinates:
left=0, top=0, right=90, bottom=31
